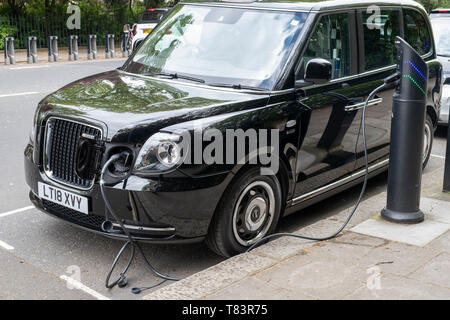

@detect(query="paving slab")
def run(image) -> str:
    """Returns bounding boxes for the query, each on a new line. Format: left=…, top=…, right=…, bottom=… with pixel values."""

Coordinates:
left=421, top=166, right=450, bottom=202
left=345, top=273, right=450, bottom=300
left=420, top=197, right=450, bottom=224
left=302, top=239, right=376, bottom=268
left=251, top=219, right=344, bottom=261
left=250, top=236, right=315, bottom=262
left=427, top=231, right=450, bottom=254
left=330, top=192, right=387, bottom=226
left=352, top=237, right=439, bottom=276
left=255, top=247, right=368, bottom=300
left=206, top=276, right=314, bottom=300
left=409, top=253, right=450, bottom=289
left=351, top=213, right=450, bottom=247
left=330, top=231, right=388, bottom=249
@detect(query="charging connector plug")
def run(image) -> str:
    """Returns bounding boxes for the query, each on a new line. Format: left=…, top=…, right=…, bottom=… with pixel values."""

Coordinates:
left=99, top=153, right=181, bottom=293
left=384, top=72, right=401, bottom=85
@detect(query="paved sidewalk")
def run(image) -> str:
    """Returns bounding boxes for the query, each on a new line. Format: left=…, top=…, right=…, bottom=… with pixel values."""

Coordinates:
left=1, top=45, right=127, bottom=65
left=143, top=165, right=450, bottom=300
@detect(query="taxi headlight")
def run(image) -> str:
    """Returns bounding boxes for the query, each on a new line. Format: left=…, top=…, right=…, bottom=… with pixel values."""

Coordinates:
left=134, top=132, right=184, bottom=174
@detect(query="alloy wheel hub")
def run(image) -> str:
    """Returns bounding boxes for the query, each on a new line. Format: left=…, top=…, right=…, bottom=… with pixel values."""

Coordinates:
left=245, top=197, right=267, bottom=231
left=232, top=181, right=275, bottom=246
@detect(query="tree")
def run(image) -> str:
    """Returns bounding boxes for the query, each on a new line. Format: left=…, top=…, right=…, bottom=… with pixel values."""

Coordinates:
left=144, top=0, right=165, bottom=9
left=418, top=0, right=450, bottom=12
left=5, top=0, right=27, bottom=14
left=129, top=0, right=135, bottom=21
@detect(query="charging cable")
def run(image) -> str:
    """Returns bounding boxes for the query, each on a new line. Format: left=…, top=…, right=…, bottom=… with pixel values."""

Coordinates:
left=98, top=74, right=399, bottom=293
left=100, top=153, right=181, bottom=294
left=246, top=75, right=399, bottom=253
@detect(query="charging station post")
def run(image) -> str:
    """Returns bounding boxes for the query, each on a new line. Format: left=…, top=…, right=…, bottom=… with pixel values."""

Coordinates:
left=381, top=37, right=428, bottom=224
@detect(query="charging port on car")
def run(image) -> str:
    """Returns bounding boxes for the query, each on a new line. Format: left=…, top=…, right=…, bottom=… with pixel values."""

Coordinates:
left=107, top=148, right=134, bottom=178
left=75, top=135, right=105, bottom=180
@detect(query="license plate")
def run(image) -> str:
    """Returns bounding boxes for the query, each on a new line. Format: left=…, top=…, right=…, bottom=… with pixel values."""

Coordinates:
left=38, top=182, right=89, bottom=214
left=144, top=29, right=152, bottom=34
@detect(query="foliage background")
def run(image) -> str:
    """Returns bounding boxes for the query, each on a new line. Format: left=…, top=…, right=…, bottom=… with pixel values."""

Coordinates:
left=0, top=1, right=175, bottom=49
left=0, top=0, right=449, bottom=49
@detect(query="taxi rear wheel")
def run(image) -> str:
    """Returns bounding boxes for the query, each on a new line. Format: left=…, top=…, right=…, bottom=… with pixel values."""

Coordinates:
left=422, top=114, right=433, bottom=169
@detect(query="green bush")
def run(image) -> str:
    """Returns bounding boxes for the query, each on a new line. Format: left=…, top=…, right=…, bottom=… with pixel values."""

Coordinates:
left=0, top=0, right=170, bottom=48
left=418, top=0, right=450, bottom=12
left=0, top=17, right=16, bottom=50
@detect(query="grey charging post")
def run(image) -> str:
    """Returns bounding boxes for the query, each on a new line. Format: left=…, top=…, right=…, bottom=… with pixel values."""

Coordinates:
left=381, top=36, right=428, bottom=223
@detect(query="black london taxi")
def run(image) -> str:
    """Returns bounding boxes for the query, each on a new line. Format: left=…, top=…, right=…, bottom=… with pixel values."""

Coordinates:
left=25, top=0, right=442, bottom=257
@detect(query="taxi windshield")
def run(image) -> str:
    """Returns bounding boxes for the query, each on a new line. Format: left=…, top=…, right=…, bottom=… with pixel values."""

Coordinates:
left=124, top=4, right=308, bottom=90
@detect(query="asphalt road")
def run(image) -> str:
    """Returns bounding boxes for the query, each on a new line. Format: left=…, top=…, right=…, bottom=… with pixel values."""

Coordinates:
left=0, top=59, right=448, bottom=300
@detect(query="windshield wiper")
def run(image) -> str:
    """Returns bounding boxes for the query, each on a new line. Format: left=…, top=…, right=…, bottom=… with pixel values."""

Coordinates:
left=437, top=54, right=450, bottom=58
left=144, top=71, right=205, bottom=83
left=207, top=83, right=269, bottom=92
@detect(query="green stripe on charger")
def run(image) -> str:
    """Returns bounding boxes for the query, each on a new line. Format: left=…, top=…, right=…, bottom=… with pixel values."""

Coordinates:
left=403, top=74, right=426, bottom=96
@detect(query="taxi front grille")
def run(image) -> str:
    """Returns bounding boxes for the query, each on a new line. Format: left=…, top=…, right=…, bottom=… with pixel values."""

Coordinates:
left=42, top=199, right=105, bottom=230
left=44, top=118, right=102, bottom=189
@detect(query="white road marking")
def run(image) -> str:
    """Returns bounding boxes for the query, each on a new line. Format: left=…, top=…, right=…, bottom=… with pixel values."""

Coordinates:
left=0, top=240, right=14, bottom=251
left=0, top=92, right=40, bottom=98
left=0, top=206, right=34, bottom=218
left=60, top=275, right=110, bottom=300
left=431, top=154, right=446, bottom=160
left=9, top=65, right=50, bottom=70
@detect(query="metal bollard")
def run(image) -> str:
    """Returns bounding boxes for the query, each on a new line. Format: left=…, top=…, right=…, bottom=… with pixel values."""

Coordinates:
left=27, top=36, right=38, bottom=64
left=4, top=37, right=15, bottom=65
left=121, top=32, right=131, bottom=58
left=87, top=35, right=97, bottom=60
left=122, top=25, right=132, bottom=58
left=48, top=36, right=58, bottom=62
left=444, top=123, right=450, bottom=192
left=68, top=35, right=79, bottom=61
left=105, top=34, right=115, bottom=59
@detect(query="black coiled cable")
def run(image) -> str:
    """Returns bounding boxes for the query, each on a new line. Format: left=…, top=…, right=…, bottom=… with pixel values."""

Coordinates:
left=100, top=154, right=181, bottom=293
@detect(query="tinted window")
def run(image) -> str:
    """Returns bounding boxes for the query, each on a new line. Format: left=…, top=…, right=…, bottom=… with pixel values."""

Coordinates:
left=140, top=10, right=166, bottom=23
left=431, top=19, right=450, bottom=57
left=404, top=9, right=432, bottom=56
left=303, top=13, right=351, bottom=80
left=362, top=9, right=401, bottom=70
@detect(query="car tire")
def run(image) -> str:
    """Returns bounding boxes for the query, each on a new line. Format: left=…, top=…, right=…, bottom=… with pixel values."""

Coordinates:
left=134, top=40, right=143, bottom=52
left=206, top=167, right=282, bottom=258
left=423, top=114, right=433, bottom=169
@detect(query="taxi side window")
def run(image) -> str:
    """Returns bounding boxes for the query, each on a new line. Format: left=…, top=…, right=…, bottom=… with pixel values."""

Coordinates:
left=302, top=13, right=351, bottom=80
left=404, top=9, right=433, bottom=56
left=362, top=9, right=401, bottom=71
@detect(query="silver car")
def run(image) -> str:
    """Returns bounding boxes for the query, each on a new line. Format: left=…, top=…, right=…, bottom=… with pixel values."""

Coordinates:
left=129, top=8, right=171, bottom=52
left=430, top=9, right=450, bottom=125
left=441, top=76, right=450, bottom=125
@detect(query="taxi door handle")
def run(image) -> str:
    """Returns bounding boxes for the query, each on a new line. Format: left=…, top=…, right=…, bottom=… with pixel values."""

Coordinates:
left=345, top=98, right=383, bottom=112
